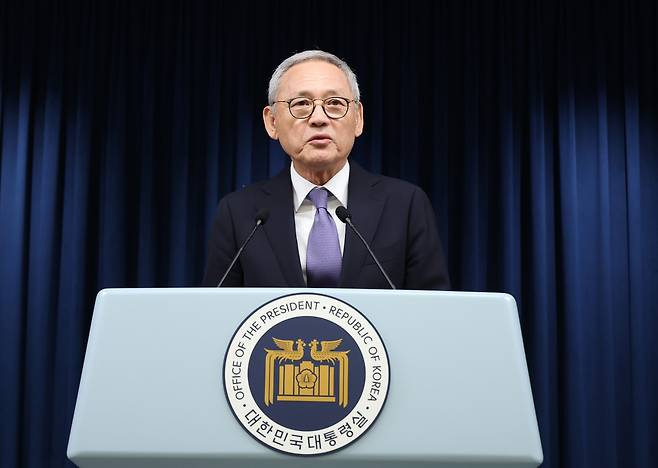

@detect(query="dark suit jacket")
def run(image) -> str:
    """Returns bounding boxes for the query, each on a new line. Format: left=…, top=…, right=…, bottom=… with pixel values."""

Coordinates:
left=202, top=162, right=450, bottom=289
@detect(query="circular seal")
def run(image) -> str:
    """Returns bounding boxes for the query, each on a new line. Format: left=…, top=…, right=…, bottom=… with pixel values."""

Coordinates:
left=223, top=293, right=390, bottom=455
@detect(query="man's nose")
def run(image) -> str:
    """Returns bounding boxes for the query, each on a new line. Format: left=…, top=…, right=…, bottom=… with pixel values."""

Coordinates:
left=308, top=101, right=329, bottom=125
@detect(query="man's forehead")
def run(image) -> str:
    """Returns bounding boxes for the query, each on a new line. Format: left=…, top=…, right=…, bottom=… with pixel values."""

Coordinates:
left=279, top=61, right=351, bottom=96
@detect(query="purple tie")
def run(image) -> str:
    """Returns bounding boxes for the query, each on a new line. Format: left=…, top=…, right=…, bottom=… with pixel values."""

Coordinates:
left=306, top=187, right=342, bottom=287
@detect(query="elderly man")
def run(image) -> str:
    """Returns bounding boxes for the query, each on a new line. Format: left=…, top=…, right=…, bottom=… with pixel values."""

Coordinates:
left=202, top=50, right=450, bottom=289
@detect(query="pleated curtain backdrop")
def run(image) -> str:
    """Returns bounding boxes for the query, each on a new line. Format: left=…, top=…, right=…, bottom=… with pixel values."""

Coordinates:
left=1, top=1, right=656, bottom=467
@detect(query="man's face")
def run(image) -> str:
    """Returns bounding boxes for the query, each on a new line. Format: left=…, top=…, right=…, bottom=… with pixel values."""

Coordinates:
left=263, top=60, right=364, bottom=180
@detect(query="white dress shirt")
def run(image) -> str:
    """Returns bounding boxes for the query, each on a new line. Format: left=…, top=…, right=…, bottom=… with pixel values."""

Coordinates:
left=290, top=161, right=349, bottom=283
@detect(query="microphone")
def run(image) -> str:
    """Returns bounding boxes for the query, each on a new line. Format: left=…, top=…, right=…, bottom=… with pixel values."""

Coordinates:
left=217, top=208, right=270, bottom=287
left=335, top=206, right=397, bottom=290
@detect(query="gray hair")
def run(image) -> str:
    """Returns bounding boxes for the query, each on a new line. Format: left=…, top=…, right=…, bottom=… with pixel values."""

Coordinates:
left=267, top=50, right=360, bottom=105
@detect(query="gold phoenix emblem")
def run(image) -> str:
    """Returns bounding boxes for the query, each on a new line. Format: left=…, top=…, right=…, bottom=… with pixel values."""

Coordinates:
left=264, top=338, right=350, bottom=407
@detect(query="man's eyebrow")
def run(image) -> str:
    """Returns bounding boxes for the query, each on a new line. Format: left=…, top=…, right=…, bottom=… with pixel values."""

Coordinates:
left=292, top=90, right=343, bottom=97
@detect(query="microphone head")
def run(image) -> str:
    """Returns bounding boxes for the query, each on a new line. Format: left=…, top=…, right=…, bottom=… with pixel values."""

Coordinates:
left=255, top=208, right=270, bottom=225
left=335, top=206, right=351, bottom=223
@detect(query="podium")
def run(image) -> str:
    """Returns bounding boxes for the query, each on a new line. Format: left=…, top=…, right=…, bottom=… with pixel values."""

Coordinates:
left=67, top=288, right=543, bottom=467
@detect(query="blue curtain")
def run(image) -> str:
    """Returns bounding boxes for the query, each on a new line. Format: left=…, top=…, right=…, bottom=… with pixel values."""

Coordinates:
left=1, top=1, right=656, bottom=467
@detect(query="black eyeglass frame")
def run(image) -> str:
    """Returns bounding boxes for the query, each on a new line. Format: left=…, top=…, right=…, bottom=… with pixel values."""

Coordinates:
left=271, top=96, right=358, bottom=120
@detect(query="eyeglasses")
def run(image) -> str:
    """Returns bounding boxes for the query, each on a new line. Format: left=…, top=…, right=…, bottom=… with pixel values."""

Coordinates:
left=272, top=96, right=357, bottom=119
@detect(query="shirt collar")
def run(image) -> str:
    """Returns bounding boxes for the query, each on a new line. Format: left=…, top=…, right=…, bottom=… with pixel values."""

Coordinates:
left=290, top=161, right=350, bottom=212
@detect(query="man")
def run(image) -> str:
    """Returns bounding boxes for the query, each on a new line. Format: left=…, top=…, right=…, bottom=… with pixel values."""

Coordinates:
left=202, top=50, right=450, bottom=289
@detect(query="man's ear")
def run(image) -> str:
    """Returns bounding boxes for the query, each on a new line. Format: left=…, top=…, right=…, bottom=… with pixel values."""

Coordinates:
left=263, top=105, right=278, bottom=140
left=354, top=101, right=364, bottom=137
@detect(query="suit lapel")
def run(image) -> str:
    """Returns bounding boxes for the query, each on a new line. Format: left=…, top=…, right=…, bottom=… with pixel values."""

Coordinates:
left=339, top=163, right=386, bottom=287
left=260, top=169, right=306, bottom=287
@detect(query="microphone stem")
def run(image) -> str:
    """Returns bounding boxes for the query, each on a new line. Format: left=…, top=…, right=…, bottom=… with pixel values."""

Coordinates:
left=345, top=218, right=397, bottom=290
left=217, top=219, right=262, bottom=287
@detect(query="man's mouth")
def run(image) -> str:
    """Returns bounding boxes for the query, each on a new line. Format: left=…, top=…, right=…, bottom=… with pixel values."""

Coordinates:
left=308, top=134, right=332, bottom=145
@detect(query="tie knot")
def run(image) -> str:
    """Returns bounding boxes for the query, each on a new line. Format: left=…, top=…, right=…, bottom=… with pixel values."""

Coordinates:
left=307, top=187, right=329, bottom=209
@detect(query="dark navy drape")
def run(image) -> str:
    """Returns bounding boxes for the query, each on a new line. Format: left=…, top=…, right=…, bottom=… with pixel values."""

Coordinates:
left=1, top=1, right=656, bottom=467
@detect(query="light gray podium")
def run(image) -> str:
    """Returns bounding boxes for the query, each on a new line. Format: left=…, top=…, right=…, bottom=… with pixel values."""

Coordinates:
left=67, top=288, right=543, bottom=467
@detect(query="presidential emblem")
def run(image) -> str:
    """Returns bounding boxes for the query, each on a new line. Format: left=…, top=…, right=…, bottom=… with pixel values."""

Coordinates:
left=223, top=293, right=390, bottom=455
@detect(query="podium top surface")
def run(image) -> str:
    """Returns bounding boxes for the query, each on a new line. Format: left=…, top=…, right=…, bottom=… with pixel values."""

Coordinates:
left=68, top=288, right=542, bottom=468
